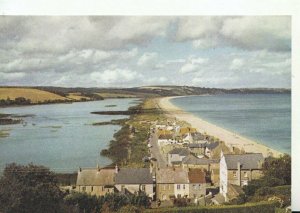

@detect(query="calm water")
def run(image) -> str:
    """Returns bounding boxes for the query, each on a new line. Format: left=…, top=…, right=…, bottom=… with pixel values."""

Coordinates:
left=171, top=94, right=291, bottom=154
left=0, top=99, right=138, bottom=173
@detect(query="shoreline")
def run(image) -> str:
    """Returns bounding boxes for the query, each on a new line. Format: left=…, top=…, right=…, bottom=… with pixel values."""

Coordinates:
left=157, top=96, right=283, bottom=158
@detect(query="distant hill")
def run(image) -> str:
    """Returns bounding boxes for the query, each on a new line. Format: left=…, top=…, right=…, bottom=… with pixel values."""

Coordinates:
left=0, top=86, right=290, bottom=106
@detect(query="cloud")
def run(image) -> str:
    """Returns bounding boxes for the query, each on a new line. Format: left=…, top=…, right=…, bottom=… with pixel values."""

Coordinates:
left=90, top=68, right=140, bottom=85
left=0, top=17, right=172, bottom=53
left=230, top=58, right=244, bottom=70
left=175, top=16, right=291, bottom=52
left=137, top=52, right=158, bottom=67
left=179, top=56, right=209, bottom=73
left=0, top=72, right=26, bottom=80
left=0, top=16, right=291, bottom=88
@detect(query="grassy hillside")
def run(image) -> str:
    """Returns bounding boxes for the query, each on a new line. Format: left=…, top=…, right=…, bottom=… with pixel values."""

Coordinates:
left=0, top=88, right=68, bottom=103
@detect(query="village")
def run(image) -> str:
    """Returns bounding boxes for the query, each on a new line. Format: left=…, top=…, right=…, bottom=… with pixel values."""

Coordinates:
left=74, top=119, right=267, bottom=208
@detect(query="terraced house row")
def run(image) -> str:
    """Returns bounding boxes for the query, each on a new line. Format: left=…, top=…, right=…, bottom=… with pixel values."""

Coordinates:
left=75, top=151, right=264, bottom=204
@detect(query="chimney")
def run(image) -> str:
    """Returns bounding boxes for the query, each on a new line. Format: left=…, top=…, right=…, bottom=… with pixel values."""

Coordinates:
left=79, top=167, right=82, bottom=172
left=115, top=164, right=119, bottom=174
left=237, top=162, right=241, bottom=186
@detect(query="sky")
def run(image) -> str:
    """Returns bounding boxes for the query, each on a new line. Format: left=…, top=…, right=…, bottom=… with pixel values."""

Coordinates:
left=0, top=16, right=291, bottom=88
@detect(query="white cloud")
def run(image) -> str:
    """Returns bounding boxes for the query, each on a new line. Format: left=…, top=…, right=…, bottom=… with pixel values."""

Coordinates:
left=179, top=56, right=209, bottom=73
left=90, top=68, right=139, bottom=84
left=175, top=16, right=291, bottom=52
left=137, top=52, right=158, bottom=67
left=230, top=58, right=244, bottom=70
left=0, top=72, right=26, bottom=80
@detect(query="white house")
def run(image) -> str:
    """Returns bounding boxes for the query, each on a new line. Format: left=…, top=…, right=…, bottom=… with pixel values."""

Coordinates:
left=219, top=151, right=264, bottom=201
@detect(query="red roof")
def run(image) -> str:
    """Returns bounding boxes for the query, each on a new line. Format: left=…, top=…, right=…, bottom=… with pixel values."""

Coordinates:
left=188, top=169, right=206, bottom=183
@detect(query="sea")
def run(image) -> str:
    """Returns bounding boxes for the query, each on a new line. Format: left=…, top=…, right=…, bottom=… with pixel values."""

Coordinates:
left=171, top=94, right=291, bottom=154
left=0, top=99, right=139, bottom=173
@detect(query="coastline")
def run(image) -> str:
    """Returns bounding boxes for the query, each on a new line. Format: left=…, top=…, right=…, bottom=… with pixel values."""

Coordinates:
left=157, top=96, right=283, bottom=158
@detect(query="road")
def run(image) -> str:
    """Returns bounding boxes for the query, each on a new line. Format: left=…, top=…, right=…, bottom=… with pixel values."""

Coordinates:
left=149, top=129, right=168, bottom=169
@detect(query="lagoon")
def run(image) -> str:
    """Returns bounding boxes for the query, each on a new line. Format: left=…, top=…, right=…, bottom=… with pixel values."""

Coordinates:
left=0, top=99, right=138, bottom=173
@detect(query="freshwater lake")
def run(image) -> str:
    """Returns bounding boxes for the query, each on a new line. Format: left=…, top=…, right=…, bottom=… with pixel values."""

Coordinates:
left=171, top=94, right=291, bottom=154
left=0, top=99, right=139, bottom=173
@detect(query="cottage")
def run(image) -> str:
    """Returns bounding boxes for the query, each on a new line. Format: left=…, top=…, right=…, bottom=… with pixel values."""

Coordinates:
left=188, top=143, right=207, bottom=156
left=219, top=152, right=264, bottom=201
left=174, top=168, right=189, bottom=198
left=182, top=155, right=219, bottom=185
left=158, top=133, right=176, bottom=146
left=168, top=148, right=190, bottom=165
left=188, top=169, right=209, bottom=199
left=76, top=166, right=116, bottom=196
left=191, top=132, right=206, bottom=142
left=205, top=142, right=220, bottom=158
left=179, top=127, right=197, bottom=136
left=115, top=167, right=154, bottom=199
left=156, top=168, right=176, bottom=200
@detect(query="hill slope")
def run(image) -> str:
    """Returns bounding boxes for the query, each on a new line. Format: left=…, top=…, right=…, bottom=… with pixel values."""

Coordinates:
left=0, top=88, right=68, bottom=103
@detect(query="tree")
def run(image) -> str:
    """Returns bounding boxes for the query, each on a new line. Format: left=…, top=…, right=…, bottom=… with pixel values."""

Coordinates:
left=263, top=154, right=291, bottom=185
left=0, top=163, right=64, bottom=213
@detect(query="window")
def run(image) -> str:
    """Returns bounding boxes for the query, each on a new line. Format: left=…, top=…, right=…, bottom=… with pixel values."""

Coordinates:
left=121, top=185, right=125, bottom=191
left=233, top=171, right=237, bottom=178
left=177, top=184, right=180, bottom=190
left=183, top=184, right=185, bottom=190
left=244, top=172, right=248, bottom=178
left=141, top=185, right=146, bottom=191
left=82, top=186, right=86, bottom=192
left=102, top=186, right=104, bottom=191
left=163, top=185, right=166, bottom=190
left=91, top=186, right=93, bottom=192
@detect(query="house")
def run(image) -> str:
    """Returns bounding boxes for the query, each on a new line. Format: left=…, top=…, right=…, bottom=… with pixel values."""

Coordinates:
left=188, top=169, right=209, bottom=200
left=205, top=142, right=220, bottom=158
left=168, top=148, right=190, bottom=165
left=191, top=132, right=206, bottom=143
left=182, top=133, right=194, bottom=144
left=219, top=152, right=264, bottom=201
left=174, top=168, right=189, bottom=198
left=179, top=127, right=197, bottom=136
left=115, top=166, right=154, bottom=199
left=158, top=133, right=176, bottom=146
left=156, top=168, right=189, bottom=200
left=188, top=143, right=207, bottom=156
left=182, top=155, right=219, bottom=186
left=182, top=154, right=219, bottom=171
left=76, top=166, right=116, bottom=196
left=156, top=168, right=176, bottom=200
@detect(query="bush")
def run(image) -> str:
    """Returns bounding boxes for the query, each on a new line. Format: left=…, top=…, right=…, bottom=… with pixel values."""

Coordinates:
left=145, top=201, right=277, bottom=213
left=256, top=187, right=275, bottom=196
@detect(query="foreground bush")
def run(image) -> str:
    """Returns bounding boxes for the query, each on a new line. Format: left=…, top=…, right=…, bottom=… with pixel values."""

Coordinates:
left=145, top=201, right=277, bottom=213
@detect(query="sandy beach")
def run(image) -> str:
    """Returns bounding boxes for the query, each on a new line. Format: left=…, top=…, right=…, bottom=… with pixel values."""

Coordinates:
left=157, top=96, right=283, bottom=158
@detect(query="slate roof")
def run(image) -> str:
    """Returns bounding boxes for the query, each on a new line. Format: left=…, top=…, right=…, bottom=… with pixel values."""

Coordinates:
left=224, top=153, right=264, bottom=170
left=156, top=168, right=189, bottom=184
left=182, top=155, right=219, bottom=165
left=76, top=168, right=115, bottom=186
left=191, top=132, right=205, bottom=141
left=169, top=148, right=190, bottom=156
left=206, top=142, right=219, bottom=150
left=115, top=168, right=153, bottom=184
left=188, top=143, right=207, bottom=149
left=188, top=169, right=206, bottom=183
